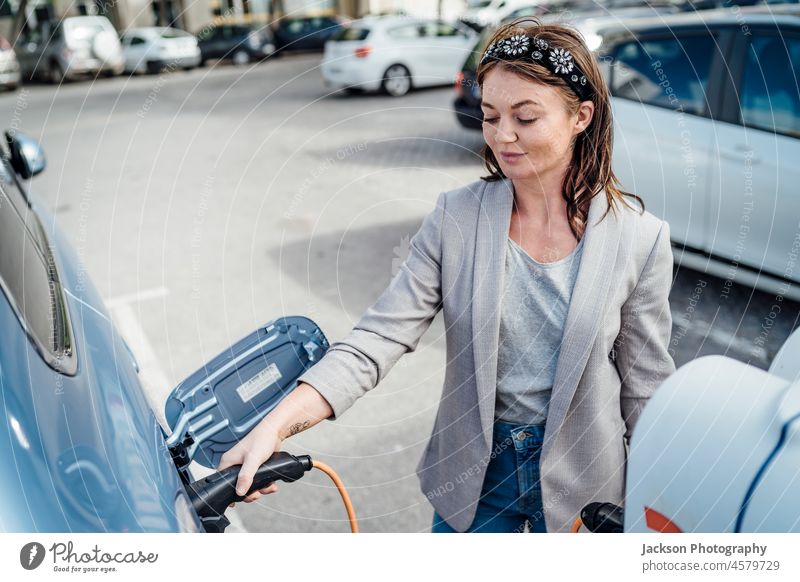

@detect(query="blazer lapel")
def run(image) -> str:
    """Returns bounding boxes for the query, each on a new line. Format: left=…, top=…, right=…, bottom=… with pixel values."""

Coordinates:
left=542, top=191, right=621, bottom=459
left=472, top=179, right=514, bottom=449
left=471, top=178, right=622, bottom=454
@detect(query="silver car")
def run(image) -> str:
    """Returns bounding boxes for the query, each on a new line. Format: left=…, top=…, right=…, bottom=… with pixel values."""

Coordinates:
left=17, top=16, right=124, bottom=83
left=0, top=35, right=20, bottom=90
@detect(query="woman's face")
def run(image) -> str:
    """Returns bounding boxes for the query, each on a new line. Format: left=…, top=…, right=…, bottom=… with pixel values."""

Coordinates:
left=480, top=67, right=592, bottom=188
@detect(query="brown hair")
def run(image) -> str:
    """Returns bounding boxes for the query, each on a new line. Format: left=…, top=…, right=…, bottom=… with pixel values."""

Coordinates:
left=476, top=17, right=643, bottom=239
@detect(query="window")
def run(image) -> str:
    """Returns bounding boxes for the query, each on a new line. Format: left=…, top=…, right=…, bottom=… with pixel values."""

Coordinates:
left=610, top=34, right=718, bottom=116
left=387, top=25, right=422, bottom=40
left=161, top=28, right=190, bottom=39
left=739, top=34, right=800, bottom=137
left=0, top=170, right=75, bottom=373
left=332, top=27, right=370, bottom=42
left=285, top=19, right=307, bottom=34
left=434, top=23, right=460, bottom=37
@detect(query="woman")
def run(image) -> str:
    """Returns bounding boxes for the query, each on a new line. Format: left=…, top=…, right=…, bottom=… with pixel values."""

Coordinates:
left=218, top=19, right=676, bottom=533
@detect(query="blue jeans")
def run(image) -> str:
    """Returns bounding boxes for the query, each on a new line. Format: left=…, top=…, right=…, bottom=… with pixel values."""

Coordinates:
left=431, top=420, right=547, bottom=533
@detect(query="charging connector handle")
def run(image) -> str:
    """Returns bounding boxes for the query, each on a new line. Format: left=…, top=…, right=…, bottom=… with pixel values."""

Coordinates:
left=187, top=451, right=313, bottom=531
left=579, top=502, right=625, bottom=533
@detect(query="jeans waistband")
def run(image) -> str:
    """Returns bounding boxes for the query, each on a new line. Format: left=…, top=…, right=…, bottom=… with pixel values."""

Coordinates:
left=492, top=420, right=545, bottom=450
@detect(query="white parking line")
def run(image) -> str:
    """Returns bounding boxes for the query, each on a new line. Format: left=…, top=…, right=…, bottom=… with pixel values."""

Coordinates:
left=106, top=287, right=249, bottom=533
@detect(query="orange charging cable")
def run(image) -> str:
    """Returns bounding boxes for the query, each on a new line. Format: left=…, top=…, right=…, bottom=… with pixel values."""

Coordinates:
left=571, top=516, right=583, bottom=533
left=312, top=460, right=359, bottom=533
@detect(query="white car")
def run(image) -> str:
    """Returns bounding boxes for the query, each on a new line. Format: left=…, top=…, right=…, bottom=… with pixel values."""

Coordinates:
left=121, top=27, right=201, bottom=74
left=16, top=16, right=125, bottom=82
left=460, top=0, right=549, bottom=30
left=321, top=16, right=477, bottom=97
left=595, top=8, right=800, bottom=299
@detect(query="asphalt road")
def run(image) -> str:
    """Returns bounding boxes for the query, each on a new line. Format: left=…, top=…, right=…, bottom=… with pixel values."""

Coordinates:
left=1, top=53, right=798, bottom=532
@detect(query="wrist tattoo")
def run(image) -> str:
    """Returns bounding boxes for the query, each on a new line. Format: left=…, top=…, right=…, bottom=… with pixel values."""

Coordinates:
left=287, top=420, right=311, bottom=437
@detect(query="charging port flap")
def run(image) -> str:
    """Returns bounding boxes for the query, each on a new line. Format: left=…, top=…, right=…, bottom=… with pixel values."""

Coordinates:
left=164, top=316, right=328, bottom=469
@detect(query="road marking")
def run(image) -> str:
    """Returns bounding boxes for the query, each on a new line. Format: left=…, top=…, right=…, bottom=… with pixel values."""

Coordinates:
left=105, top=286, right=249, bottom=534
left=106, top=286, right=170, bottom=308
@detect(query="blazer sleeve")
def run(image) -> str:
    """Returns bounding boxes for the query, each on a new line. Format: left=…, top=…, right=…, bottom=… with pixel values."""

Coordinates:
left=614, top=220, right=676, bottom=443
left=296, top=192, right=446, bottom=419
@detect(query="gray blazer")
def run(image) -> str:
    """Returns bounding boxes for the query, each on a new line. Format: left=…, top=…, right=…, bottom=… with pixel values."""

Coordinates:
left=298, top=177, right=676, bottom=532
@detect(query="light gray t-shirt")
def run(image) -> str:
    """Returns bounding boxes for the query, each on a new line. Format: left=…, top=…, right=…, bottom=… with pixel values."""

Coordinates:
left=494, top=235, right=584, bottom=425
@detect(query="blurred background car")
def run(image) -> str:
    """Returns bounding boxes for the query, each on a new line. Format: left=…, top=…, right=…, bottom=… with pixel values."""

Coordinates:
left=459, top=0, right=541, bottom=31
left=322, top=15, right=477, bottom=97
left=0, top=35, right=20, bottom=91
left=273, top=15, right=349, bottom=54
left=197, top=23, right=276, bottom=66
left=16, top=15, right=124, bottom=83
left=121, top=27, right=201, bottom=74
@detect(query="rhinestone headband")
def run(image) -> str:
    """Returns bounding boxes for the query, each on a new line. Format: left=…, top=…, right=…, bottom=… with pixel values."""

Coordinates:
left=480, top=34, right=590, bottom=100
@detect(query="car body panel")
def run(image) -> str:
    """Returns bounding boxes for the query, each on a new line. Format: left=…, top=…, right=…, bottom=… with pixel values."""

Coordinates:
left=122, top=27, right=201, bottom=73
left=0, top=156, right=193, bottom=532
left=16, top=16, right=124, bottom=82
left=603, top=11, right=800, bottom=285
left=274, top=16, right=346, bottom=52
left=321, top=17, right=476, bottom=93
left=0, top=36, right=21, bottom=89
left=197, top=24, right=275, bottom=64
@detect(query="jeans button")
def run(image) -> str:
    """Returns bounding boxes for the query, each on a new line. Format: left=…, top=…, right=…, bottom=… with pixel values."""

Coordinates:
left=516, top=432, right=527, bottom=440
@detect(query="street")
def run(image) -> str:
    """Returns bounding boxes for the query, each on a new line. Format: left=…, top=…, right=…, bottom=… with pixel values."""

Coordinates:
left=2, top=52, right=798, bottom=532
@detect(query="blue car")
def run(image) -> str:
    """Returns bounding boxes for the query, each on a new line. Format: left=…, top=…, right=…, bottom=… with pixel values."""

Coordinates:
left=0, top=131, right=327, bottom=532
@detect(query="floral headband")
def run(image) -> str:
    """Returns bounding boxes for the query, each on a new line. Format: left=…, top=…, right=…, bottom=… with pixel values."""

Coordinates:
left=480, top=34, right=590, bottom=101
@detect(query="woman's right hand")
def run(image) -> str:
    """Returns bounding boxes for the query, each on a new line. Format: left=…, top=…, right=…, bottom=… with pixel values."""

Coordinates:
left=217, top=418, right=283, bottom=506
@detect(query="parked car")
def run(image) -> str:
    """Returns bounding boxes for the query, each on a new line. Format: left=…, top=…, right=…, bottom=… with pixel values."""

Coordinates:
left=0, top=35, right=20, bottom=90
left=121, top=26, right=201, bottom=74
left=16, top=16, right=124, bottom=83
left=0, top=131, right=327, bottom=532
left=196, top=23, right=275, bottom=66
left=459, top=0, right=541, bottom=31
left=457, top=7, right=800, bottom=298
left=322, top=16, right=477, bottom=97
left=500, top=0, right=599, bottom=22
left=598, top=9, right=800, bottom=298
left=273, top=15, right=348, bottom=53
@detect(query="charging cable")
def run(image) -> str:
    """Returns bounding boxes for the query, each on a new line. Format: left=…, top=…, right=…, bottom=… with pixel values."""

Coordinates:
left=188, top=452, right=359, bottom=533
left=312, top=460, right=359, bottom=533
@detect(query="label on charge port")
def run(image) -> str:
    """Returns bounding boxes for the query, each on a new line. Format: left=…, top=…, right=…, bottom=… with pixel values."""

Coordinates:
left=236, top=363, right=283, bottom=403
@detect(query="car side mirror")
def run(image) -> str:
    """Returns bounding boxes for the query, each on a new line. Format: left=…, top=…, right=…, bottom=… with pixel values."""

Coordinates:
left=5, top=131, right=46, bottom=179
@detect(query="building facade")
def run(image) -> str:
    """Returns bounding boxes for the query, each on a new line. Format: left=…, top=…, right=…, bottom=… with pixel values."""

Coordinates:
left=1, top=0, right=468, bottom=39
